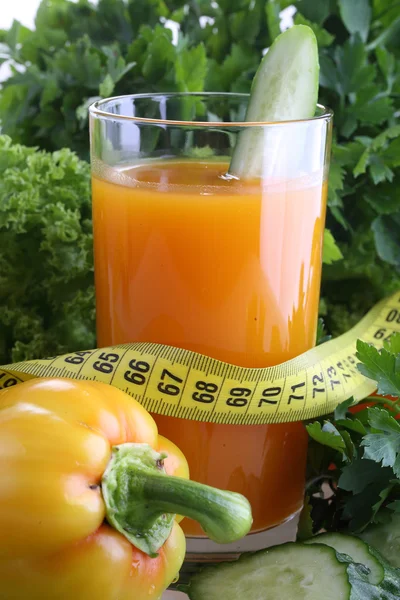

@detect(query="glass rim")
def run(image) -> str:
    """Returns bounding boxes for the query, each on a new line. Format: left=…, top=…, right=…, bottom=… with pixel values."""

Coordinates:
left=89, top=92, right=333, bottom=128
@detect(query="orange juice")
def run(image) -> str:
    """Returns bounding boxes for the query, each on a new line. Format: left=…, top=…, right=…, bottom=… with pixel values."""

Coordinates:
left=92, top=160, right=327, bottom=535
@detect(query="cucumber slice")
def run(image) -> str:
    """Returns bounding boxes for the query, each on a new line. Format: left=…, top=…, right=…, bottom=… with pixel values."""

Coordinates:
left=187, top=542, right=351, bottom=600
left=346, top=562, right=383, bottom=600
left=229, top=25, right=319, bottom=179
left=305, top=533, right=385, bottom=585
left=359, top=514, right=400, bottom=569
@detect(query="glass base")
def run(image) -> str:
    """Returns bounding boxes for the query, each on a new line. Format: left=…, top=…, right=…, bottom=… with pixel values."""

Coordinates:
left=170, top=510, right=300, bottom=590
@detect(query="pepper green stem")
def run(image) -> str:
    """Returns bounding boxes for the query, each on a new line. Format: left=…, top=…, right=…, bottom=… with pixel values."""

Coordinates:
left=101, top=443, right=253, bottom=557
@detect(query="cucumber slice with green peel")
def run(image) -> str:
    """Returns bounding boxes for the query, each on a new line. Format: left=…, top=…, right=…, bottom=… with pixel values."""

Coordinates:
left=346, top=562, right=383, bottom=600
left=229, top=25, right=319, bottom=179
left=187, top=542, right=351, bottom=600
left=305, top=533, right=385, bottom=585
left=359, top=514, right=400, bottom=569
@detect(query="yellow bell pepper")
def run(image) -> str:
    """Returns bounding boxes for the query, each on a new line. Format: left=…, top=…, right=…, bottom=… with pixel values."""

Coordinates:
left=0, top=378, right=252, bottom=600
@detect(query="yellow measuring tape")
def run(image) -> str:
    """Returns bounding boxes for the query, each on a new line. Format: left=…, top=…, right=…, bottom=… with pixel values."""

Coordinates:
left=1, top=291, right=400, bottom=425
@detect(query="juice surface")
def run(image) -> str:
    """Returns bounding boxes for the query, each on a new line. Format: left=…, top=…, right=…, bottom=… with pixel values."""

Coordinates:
left=92, top=160, right=327, bottom=535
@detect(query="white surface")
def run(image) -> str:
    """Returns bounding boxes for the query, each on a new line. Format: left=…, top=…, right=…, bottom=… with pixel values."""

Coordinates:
left=1, top=0, right=46, bottom=29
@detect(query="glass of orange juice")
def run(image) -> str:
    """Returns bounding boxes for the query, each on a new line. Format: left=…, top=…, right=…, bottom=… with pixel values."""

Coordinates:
left=89, top=93, right=332, bottom=561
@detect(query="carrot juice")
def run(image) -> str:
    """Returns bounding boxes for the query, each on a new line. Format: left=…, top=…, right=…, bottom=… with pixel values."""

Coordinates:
left=92, top=160, right=327, bottom=535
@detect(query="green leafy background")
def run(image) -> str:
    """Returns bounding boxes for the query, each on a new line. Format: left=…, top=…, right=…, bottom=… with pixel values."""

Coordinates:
left=0, top=0, right=399, bottom=362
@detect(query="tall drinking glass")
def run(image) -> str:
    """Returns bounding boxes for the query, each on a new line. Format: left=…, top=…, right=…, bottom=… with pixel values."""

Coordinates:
left=89, top=93, right=332, bottom=561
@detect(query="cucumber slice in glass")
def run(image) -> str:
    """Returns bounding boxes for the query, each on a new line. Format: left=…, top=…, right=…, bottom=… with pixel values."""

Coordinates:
left=229, top=25, right=319, bottom=179
left=305, top=533, right=385, bottom=585
left=187, top=542, right=351, bottom=600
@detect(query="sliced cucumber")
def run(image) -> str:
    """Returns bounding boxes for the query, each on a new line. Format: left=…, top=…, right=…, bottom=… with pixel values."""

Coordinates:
left=229, top=25, right=319, bottom=179
left=359, top=514, right=400, bottom=569
left=346, top=562, right=383, bottom=600
left=305, top=533, right=385, bottom=585
left=187, top=542, right=351, bottom=600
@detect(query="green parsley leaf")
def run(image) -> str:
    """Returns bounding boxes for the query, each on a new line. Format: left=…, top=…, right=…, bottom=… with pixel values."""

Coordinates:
left=316, top=317, right=332, bottom=345
left=365, top=181, right=400, bottom=215
left=337, top=35, right=376, bottom=96
left=341, top=429, right=356, bottom=461
left=334, top=397, right=357, bottom=421
left=371, top=484, right=395, bottom=522
left=335, top=416, right=368, bottom=436
left=265, top=0, right=281, bottom=42
left=356, top=339, right=400, bottom=397
left=375, top=47, right=396, bottom=88
left=323, top=229, right=344, bottom=265
left=339, top=458, right=391, bottom=494
left=338, top=0, right=371, bottom=42
left=205, top=44, right=256, bottom=93
left=362, top=408, right=400, bottom=476
left=372, top=213, right=400, bottom=271
left=353, top=87, right=394, bottom=127
left=387, top=500, right=400, bottom=512
left=175, top=44, right=207, bottom=92
left=340, top=459, right=394, bottom=530
left=99, top=73, right=115, bottom=98
left=306, top=421, right=347, bottom=453
left=295, top=0, right=331, bottom=24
